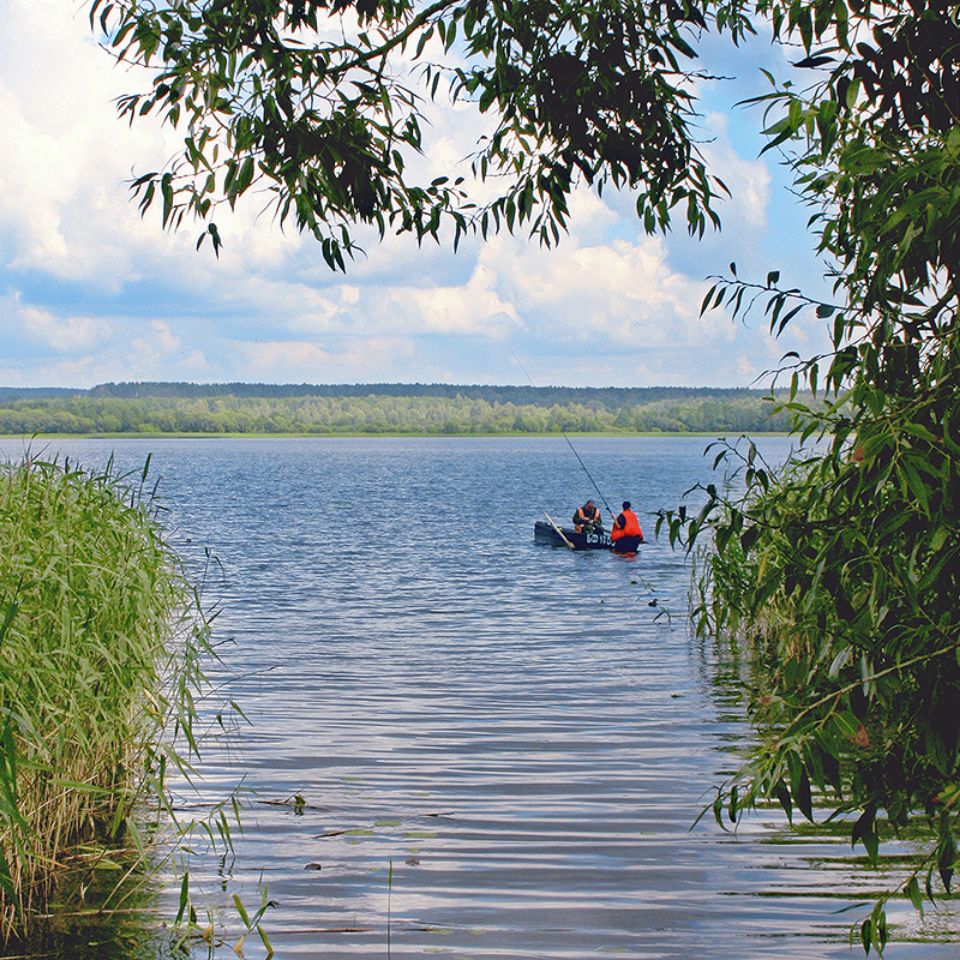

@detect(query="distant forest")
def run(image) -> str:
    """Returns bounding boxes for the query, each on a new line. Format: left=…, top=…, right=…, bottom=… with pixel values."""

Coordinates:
left=0, top=382, right=801, bottom=435
left=85, top=380, right=769, bottom=406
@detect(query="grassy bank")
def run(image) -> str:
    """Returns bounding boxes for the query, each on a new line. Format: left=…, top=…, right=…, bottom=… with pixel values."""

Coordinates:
left=0, top=454, right=214, bottom=943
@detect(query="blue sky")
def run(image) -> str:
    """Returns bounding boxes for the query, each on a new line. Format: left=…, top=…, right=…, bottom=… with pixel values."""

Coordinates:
left=0, top=0, right=833, bottom=389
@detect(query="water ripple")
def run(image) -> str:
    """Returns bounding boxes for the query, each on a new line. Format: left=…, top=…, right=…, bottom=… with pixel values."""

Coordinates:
left=3, top=436, right=954, bottom=959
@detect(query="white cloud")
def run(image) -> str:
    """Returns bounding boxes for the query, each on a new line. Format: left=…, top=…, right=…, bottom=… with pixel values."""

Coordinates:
left=0, top=293, right=111, bottom=352
left=388, top=262, right=522, bottom=338
left=233, top=340, right=334, bottom=379
left=0, top=0, right=306, bottom=289
left=150, top=320, right=180, bottom=352
left=220, top=277, right=342, bottom=334
left=125, top=318, right=215, bottom=375
left=231, top=336, right=415, bottom=381
left=482, top=233, right=732, bottom=349
left=702, top=113, right=772, bottom=230
left=0, top=0, right=830, bottom=389
left=187, top=349, right=212, bottom=369
left=0, top=1, right=182, bottom=285
left=0, top=355, right=106, bottom=387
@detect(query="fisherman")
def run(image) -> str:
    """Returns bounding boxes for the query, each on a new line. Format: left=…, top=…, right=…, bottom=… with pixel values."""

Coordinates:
left=611, top=501, right=643, bottom=543
left=573, top=499, right=603, bottom=534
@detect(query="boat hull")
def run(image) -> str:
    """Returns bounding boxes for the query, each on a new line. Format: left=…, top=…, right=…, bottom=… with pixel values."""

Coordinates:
left=534, top=521, right=642, bottom=553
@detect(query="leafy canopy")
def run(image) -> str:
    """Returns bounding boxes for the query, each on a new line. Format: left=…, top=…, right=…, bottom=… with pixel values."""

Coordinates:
left=89, top=0, right=741, bottom=267
left=656, top=0, right=960, bottom=952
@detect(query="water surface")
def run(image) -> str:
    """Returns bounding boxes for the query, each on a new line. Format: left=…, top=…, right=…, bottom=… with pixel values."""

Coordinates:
left=2, top=436, right=954, bottom=959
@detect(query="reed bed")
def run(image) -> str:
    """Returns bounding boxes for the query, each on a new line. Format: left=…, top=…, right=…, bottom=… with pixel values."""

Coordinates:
left=0, top=453, right=214, bottom=943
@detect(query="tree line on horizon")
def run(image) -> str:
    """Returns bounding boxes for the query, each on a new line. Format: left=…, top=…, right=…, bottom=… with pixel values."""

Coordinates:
left=1, top=381, right=776, bottom=408
left=0, top=391, right=796, bottom=436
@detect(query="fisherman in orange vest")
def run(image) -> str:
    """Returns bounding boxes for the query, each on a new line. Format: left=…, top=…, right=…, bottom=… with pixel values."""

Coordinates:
left=611, top=501, right=643, bottom=543
left=573, top=499, right=603, bottom=534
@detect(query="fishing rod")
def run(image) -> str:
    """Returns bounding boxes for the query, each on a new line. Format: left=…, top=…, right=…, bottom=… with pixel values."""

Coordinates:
left=560, top=431, right=615, bottom=518
left=509, top=349, right=616, bottom=519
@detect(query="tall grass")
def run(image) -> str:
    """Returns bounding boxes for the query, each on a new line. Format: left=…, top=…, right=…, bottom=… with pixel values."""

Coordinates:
left=0, top=452, right=217, bottom=943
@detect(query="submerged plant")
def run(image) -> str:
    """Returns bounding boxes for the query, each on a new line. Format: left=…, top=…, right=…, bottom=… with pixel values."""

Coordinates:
left=0, top=452, right=233, bottom=944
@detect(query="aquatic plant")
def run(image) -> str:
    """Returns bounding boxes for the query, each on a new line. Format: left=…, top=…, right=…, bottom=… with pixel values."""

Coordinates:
left=0, top=452, right=224, bottom=943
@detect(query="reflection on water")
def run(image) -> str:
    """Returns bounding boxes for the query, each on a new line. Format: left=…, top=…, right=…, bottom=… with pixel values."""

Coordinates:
left=3, top=852, right=167, bottom=960
left=1, top=437, right=955, bottom=959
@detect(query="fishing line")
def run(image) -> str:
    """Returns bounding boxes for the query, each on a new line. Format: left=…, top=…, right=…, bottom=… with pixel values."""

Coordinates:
left=509, top=348, right=616, bottom=518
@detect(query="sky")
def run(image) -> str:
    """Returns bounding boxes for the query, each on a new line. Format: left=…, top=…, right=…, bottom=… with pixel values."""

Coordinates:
left=0, top=0, right=834, bottom=389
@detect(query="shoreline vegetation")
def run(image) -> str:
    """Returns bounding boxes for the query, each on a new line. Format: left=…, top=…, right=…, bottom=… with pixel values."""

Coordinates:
left=0, top=454, right=230, bottom=949
left=0, top=382, right=807, bottom=438
left=0, top=430, right=792, bottom=440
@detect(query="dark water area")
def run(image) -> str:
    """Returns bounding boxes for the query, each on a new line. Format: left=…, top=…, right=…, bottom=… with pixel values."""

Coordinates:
left=2, top=436, right=956, bottom=959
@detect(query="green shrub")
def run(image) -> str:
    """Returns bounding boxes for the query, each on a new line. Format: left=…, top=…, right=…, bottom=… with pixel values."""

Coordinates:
left=0, top=454, right=214, bottom=942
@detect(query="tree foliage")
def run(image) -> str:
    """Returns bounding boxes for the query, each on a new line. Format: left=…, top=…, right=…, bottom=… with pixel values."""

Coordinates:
left=84, top=380, right=766, bottom=407
left=0, top=390, right=794, bottom=436
left=655, top=0, right=960, bottom=951
left=88, top=0, right=735, bottom=265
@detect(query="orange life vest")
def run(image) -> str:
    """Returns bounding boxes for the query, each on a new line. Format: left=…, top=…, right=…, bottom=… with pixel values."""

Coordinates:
left=611, top=508, right=642, bottom=541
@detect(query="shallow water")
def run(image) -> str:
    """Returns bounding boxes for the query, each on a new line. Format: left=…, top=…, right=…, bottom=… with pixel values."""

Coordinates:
left=2, top=436, right=955, bottom=959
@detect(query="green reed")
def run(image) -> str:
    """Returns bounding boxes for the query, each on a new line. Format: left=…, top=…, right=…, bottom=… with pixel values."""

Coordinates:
left=0, top=452, right=220, bottom=943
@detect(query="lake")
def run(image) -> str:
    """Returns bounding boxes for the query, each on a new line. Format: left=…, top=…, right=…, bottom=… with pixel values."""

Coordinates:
left=1, top=436, right=955, bottom=959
